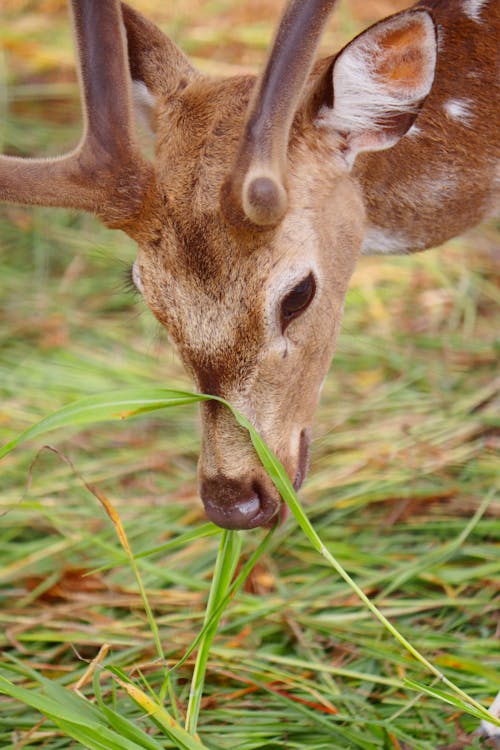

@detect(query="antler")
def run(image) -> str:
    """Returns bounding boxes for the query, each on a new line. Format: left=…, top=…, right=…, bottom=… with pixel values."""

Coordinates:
left=223, top=0, right=339, bottom=227
left=0, top=0, right=153, bottom=228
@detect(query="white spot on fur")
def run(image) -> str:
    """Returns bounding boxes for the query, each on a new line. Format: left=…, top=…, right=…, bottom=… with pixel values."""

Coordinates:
left=361, top=226, right=411, bottom=255
left=132, top=80, right=155, bottom=110
left=462, top=0, right=487, bottom=21
left=406, top=123, right=422, bottom=138
left=363, top=169, right=461, bottom=255
left=420, top=171, right=458, bottom=204
left=443, top=98, right=474, bottom=125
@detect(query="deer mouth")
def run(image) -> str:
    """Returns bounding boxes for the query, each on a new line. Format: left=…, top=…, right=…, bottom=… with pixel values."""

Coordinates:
left=199, top=429, right=311, bottom=530
left=271, top=428, right=311, bottom=527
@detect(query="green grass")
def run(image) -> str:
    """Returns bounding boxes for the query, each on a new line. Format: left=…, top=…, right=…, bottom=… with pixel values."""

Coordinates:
left=1, top=2, right=499, bottom=749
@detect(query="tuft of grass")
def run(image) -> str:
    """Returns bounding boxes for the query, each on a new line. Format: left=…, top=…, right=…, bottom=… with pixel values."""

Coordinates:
left=1, top=388, right=499, bottom=747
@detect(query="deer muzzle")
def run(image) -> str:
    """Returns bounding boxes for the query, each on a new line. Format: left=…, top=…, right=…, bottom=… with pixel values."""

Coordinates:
left=198, top=423, right=311, bottom=530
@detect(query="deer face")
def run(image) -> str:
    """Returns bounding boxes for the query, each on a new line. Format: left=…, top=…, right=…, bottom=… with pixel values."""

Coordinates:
left=129, top=75, right=366, bottom=528
left=0, top=1, right=436, bottom=529
left=125, top=0, right=436, bottom=528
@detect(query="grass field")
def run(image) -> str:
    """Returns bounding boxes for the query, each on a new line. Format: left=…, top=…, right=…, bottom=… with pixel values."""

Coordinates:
left=1, top=1, right=499, bottom=748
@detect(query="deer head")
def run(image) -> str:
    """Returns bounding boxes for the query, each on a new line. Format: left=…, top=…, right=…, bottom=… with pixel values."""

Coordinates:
left=0, top=1, right=437, bottom=529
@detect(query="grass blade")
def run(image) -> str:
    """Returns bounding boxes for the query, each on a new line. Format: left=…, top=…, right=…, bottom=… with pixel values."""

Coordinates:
left=0, top=388, right=206, bottom=459
left=0, top=671, right=164, bottom=750
left=185, top=529, right=242, bottom=735
left=114, top=677, right=211, bottom=750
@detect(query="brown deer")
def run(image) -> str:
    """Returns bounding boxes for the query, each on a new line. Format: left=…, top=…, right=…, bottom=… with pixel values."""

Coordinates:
left=1, top=1, right=498, bottom=531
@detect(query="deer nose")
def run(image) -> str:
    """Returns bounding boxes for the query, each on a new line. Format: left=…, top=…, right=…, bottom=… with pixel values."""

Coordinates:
left=199, top=476, right=280, bottom=530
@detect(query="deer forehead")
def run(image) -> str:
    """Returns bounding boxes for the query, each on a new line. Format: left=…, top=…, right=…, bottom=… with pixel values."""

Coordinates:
left=154, top=77, right=253, bottom=207
left=152, top=74, right=352, bottom=220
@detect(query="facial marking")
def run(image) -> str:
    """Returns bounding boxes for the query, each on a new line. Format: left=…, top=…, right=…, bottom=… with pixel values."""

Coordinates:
left=264, top=217, right=320, bottom=337
left=152, top=265, right=265, bottom=396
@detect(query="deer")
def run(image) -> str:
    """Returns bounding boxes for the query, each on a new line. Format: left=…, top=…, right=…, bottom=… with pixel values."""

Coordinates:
left=0, top=0, right=499, bottom=533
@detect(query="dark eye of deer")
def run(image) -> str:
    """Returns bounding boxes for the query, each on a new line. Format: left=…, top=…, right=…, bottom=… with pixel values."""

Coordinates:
left=281, top=273, right=316, bottom=332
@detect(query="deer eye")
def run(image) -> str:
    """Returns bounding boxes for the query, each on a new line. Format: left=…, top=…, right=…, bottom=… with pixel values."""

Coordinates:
left=280, top=273, right=316, bottom=332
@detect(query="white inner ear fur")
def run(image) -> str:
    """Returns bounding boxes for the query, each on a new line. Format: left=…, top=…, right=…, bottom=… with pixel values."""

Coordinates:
left=318, top=11, right=436, bottom=160
left=132, top=80, right=157, bottom=134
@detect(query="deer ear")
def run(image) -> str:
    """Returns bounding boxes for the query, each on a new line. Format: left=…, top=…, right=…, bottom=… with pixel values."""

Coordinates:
left=122, top=2, right=197, bottom=99
left=318, top=9, right=436, bottom=167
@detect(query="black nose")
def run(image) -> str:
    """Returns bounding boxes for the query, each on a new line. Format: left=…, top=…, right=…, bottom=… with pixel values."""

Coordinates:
left=200, top=476, right=280, bottom=530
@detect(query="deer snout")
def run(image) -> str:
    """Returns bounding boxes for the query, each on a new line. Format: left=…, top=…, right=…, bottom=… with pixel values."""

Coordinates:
left=199, top=476, right=281, bottom=529
left=198, top=429, right=311, bottom=530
